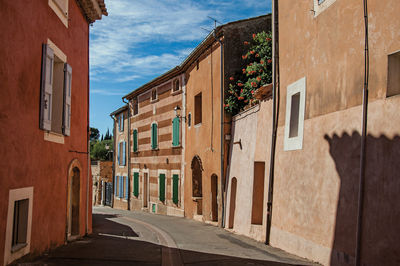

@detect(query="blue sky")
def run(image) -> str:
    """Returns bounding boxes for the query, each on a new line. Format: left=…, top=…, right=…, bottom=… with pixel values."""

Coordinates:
left=89, top=0, right=272, bottom=136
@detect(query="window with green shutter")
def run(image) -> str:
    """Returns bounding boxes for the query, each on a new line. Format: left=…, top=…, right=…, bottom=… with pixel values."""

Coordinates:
left=133, top=172, right=139, bottom=197
left=159, top=173, right=165, bottom=202
left=133, top=129, right=138, bottom=152
left=151, top=123, right=158, bottom=149
left=172, top=117, right=180, bottom=147
left=172, top=174, right=179, bottom=204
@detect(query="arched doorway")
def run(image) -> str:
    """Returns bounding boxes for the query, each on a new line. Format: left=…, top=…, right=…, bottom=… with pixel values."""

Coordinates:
left=67, top=159, right=81, bottom=240
left=228, top=177, right=237, bottom=229
left=211, top=174, right=218, bottom=222
left=191, top=156, right=203, bottom=215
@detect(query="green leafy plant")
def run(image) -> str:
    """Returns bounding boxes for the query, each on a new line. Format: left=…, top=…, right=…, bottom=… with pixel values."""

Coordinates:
left=224, top=31, right=272, bottom=115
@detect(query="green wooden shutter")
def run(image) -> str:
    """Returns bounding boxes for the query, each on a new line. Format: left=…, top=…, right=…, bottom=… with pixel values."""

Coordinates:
left=172, top=174, right=179, bottom=204
left=133, top=129, right=138, bottom=152
left=172, top=117, right=180, bottom=146
left=133, top=172, right=139, bottom=197
left=151, top=123, right=158, bottom=149
left=159, top=173, right=165, bottom=202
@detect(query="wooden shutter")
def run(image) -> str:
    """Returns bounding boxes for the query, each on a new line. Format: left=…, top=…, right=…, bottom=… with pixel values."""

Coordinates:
left=122, top=141, right=126, bottom=166
left=121, top=114, right=124, bottom=131
left=172, top=174, right=179, bottom=204
left=117, top=142, right=120, bottom=165
left=125, top=176, right=129, bottom=199
left=114, top=176, right=118, bottom=195
left=62, top=63, right=72, bottom=136
left=40, top=44, right=54, bottom=131
left=119, top=176, right=123, bottom=198
left=133, top=130, right=138, bottom=152
left=133, top=172, right=139, bottom=197
left=159, top=174, right=165, bottom=202
left=151, top=123, right=157, bottom=149
left=172, top=117, right=180, bottom=146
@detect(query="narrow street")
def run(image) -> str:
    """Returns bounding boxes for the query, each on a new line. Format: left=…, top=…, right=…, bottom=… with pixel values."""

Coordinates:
left=19, top=206, right=317, bottom=266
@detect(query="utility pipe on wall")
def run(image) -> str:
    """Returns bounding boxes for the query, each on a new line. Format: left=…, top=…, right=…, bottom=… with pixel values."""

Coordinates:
left=266, top=0, right=280, bottom=245
left=86, top=24, right=90, bottom=235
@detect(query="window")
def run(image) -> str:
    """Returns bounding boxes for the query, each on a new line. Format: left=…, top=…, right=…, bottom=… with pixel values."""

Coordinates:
left=4, top=187, right=33, bottom=265
left=187, top=113, right=192, bottom=127
left=194, top=93, right=202, bottom=125
left=40, top=42, right=72, bottom=137
left=172, top=117, right=180, bottom=147
left=159, top=173, right=166, bottom=202
left=172, top=174, right=179, bottom=204
left=12, top=199, right=29, bottom=251
left=119, top=176, right=124, bottom=198
left=114, top=176, right=118, bottom=195
left=151, top=88, right=157, bottom=102
left=284, top=77, right=306, bottom=151
left=387, top=51, right=400, bottom=97
left=133, top=172, right=139, bottom=197
left=118, top=141, right=126, bottom=166
left=173, top=79, right=180, bottom=92
left=125, top=176, right=129, bottom=200
left=48, top=0, right=69, bottom=27
left=151, top=123, right=158, bottom=150
left=251, top=162, right=265, bottom=225
left=133, top=129, right=138, bottom=152
left=133, top=99, right=138, bottom=116
left=118, top=114, right=124, bottom=132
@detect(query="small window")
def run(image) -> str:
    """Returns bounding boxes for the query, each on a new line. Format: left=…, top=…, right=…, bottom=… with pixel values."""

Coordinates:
left=151, top=123, right=158, bottom=149
left=119, top=114, right=124, bottom=132
left=151, top=88, right=157, bottom=101
left=172, top=117, right=180, bottom=147
left=12, top=199, right=29, bottom=251
left=172, top=174, right=179, bottom=204
left=133, top=172, right=139, bottom=197
left=387, top=51, right=400, bottom=97
left=194, top=93, right=202, bottom=125
left=133, top=99, right=138, bottom=116
left=284, top=77, right=306, bottom=151
left=133, top=129, right=138, bottom=152
left=187, top=113, right=192, bottom=127
left=118, top=141, right=126, bottom=166
left=173, top=79, right=180, bottom=92
left=159, top=173, right=166, bottom=202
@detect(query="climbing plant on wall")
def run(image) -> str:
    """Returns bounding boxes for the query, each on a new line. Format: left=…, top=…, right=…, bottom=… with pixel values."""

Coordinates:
left=224, top=31, right=272, bottom=115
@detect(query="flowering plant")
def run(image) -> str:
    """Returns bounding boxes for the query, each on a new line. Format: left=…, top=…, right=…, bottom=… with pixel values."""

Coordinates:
left=224, top=31, right=272, bottom=114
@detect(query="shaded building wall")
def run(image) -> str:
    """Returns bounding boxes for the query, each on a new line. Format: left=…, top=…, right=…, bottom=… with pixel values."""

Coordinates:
left=113, top=109, right=129, bottom=210
left=271, top=0, right=400, bottom=265
left=225, top=99, right=273, bottom=241
left=130, top=75, right=184, bottom=217
left=0, top=0, right=91, bottom=264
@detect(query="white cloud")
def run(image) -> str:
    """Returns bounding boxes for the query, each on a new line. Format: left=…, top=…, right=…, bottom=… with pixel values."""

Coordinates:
left=90, top=89, right=127, bottom=96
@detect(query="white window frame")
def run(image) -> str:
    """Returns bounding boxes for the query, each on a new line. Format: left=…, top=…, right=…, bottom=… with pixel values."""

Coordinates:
left=157, top=169, right=167, bottom=203
left=4, top=187, right=34, bottom=266
left=313, top=0, right=336, bottom=17
left=284, top=77, right=306, bottom=151
left=48, top=0, right=69, bottom=27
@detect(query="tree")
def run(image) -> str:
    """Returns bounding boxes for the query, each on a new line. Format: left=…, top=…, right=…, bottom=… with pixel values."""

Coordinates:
left=225, top=31, right=272, bottom=115
left=104, top=128, right=112, bottom=140
left=90, top=127, right=100, bottom=141
left=90, top=138, right=113, bottom=161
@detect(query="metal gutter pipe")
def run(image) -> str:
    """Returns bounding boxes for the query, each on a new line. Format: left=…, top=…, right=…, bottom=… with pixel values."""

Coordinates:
left=110, top=114, right=116, bottom=208
left=266, top=0, right=279, bottom=245
left=86, top=24, right=90, bottom=235
left=122, top=99, right=131, bottom=211
left=355, top=0, right=369, bottom=265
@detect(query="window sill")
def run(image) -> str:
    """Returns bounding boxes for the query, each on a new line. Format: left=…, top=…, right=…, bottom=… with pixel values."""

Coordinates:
left=11, top=243, right=27, bottom=253
left=151, top=148, right=159, bottom=151
left=192, top=196, right=202, bottom=201
left=172, top=145, right=182, bottom=149
left=194, top=123, right=202, bottom=128
left=171, top=90, right=182, bottom=96
left=44, top=131, right=65, bottom=144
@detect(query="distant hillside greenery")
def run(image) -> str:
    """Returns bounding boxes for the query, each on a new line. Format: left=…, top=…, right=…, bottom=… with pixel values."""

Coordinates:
left=224, top=31, right=272, bottom=115
left=90, top=127, right=113, bottom=161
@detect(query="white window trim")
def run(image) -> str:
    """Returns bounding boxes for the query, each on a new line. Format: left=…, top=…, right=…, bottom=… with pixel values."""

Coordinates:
left=171, top=170, right=180, bottom=205
left=132, top=168, right=140, bottom=198
left=157, top=169, right=167, bottom=203
left=171, top=76, right=183, bottom=95
left=48, top=0, right=69, bottom=28
left=118, top=114, right=125, bottom=134
left=313, top=0, right=336, bottom=17
left=284, top=77, right=306, bottom=151
left=4, top=187, right=34, bottom=266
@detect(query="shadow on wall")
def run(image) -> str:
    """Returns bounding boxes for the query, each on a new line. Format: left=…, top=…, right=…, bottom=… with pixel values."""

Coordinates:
left=324, top=132, right=400, bottom=266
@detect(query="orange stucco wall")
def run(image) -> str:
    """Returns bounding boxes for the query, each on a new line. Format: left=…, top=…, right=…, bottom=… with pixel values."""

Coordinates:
left=0, top=0, right=91, bottom=263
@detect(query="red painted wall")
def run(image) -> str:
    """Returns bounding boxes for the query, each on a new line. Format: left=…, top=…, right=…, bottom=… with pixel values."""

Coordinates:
left=0, top=0, right=91, bottom=262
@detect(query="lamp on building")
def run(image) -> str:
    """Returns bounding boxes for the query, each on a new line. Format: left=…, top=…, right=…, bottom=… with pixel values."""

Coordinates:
left=174, top=105, right=186, bottom=122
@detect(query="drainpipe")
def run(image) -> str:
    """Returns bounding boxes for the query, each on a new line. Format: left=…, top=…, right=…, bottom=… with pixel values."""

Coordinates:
left=355, top=0, right=369, bottom=265
left=266, top=0, right=279, bottom=245
left=110, top=114, right=116, bottom=208
left=122, top=99, right=131, bottom=211
left=213, top=30, right=225, bottom=228
left=86, top=24, right=90, bottom=236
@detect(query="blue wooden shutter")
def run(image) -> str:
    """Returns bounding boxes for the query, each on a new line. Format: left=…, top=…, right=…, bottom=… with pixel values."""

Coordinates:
left=114, top=176, right=118, bottom=195
left=125, top=176, right=129, bottom=199
left=172, top=117, right=180, bottom=146
left=159, top=173, right=165, bottom=202
left=117, top=142, right=120, bottom=165
left=119, top=176, right=123, bottom=198
left=173, top=174, right=179, bottom=204
left=133, top=172, right=139, bottom=197
left=121, top=114, right=124, bottom=131
left=122, top=141, right=126, bottom=166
